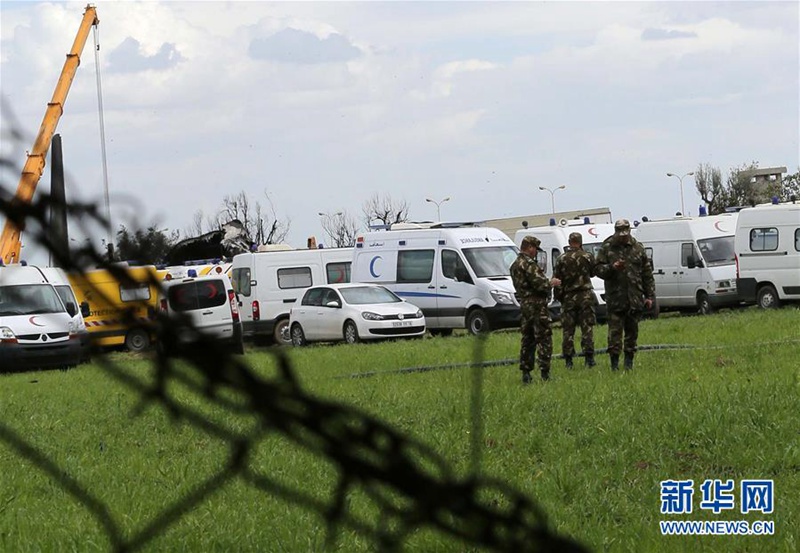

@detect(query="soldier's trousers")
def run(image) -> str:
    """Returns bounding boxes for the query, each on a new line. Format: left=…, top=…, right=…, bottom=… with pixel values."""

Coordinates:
left=520, top=301, right=552, bottom=372
left=607, top=309, right=641, bottom=356
left=561, top=292, right=595, bottom=358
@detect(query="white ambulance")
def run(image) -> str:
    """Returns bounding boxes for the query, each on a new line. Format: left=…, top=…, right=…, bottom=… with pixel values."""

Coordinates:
left=0, top=264, right=83, bottom=370
left=230, top=247, right=353, bottom=344
left=352, top=224, right=520, bottom=336
left=634, top=212, right=740, bottom=314
left=734, top=200, right=800, bottom=308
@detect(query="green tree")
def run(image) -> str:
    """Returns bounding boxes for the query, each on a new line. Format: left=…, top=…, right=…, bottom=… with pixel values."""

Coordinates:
left=781, top=168, right=800, bottom=201
left=695, top=161, right=760, bottom=214
left=115, top=225, right=179, bottom=264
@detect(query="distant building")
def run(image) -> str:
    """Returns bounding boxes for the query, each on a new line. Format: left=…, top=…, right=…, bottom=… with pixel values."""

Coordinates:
left=483, top=207, right=613, bottom=240
left=739, top=166, right=787, bottom=203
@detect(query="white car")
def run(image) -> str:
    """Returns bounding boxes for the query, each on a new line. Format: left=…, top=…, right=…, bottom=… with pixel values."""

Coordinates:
left=289, top=283, right=426, bottom=345
left=159, top=272, right=244, bottom=355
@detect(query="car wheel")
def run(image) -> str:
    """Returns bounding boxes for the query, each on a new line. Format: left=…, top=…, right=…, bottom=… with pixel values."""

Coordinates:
left=291, top=324, right=307, bottom=347
left=273, top=318, right=291, bottom=345
left=757, top=285, right=780, bottom=309
left=466, top=309, right=489, bottom=335
left=343, top=320, right=360, bottom=344
left=429, top=328, right=454, bottom=337
left=697, top=292, right=713, bottom=315
left=125, top=328, right=150, bottom=352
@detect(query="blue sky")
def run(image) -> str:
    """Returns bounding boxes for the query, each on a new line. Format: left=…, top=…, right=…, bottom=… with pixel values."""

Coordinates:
left=1, top=1, right=797, bottom=259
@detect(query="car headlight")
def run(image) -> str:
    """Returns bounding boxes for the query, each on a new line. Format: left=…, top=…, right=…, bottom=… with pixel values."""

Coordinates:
left=362, top=311, right=385, bottom=321
left=415, top=309, right=423, bottom=319
left=490, top=290, right=515, bottom=305
left=715, top=280, right=732, bottom=290
left=0, top=326, right=18, bottom=343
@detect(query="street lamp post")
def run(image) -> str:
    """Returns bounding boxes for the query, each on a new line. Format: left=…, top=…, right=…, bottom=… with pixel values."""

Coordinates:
left=666, top=172, right=694, bottom=216
left=537, top=185, right=566, bottom=214
left=425, top=196, right=450, bottom=221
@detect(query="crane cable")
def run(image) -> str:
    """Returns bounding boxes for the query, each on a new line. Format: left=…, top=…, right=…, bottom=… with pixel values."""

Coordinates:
left=92, top=22, right=112, bottom=254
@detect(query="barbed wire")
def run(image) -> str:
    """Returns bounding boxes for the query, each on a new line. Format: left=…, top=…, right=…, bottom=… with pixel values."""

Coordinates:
left=1, top=123, right=589, bottom=552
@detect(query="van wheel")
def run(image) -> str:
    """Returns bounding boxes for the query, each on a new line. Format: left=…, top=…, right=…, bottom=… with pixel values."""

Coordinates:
left=466, top=309, right=490, bottom=335
left=757, top=285, right=780, bottom=309
left=697, top=292, right=713, bottom=315
left=291, top=324, right=307, bottom=347
left=343, top=321, right=360, bottom=344
left=125, top=328, right=150, bottom=352
left=273, top=318, right=291, bottom=345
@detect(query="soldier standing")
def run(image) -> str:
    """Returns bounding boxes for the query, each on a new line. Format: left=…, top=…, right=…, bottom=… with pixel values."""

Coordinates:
left=510, top=236, right=561, bottom=383
left=553, top=232, right=596, bottom=369
left=594, top=219, right=655, bottom=370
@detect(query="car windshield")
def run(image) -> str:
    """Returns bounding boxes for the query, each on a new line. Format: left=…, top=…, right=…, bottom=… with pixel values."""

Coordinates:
left=462, top=246, right=519, bottom=278
left=0, top=284, right=65, bottom=316
left=339, top=286, right=401, bottom=305
left=697, top=236, right=735, bottom=267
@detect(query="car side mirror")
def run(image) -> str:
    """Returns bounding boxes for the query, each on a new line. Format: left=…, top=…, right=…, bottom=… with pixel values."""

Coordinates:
left=66, top=301, right=77, bottom=318
left=80, top=301, right=90, bottom=318
left=325, top=300, right=341, bottom=308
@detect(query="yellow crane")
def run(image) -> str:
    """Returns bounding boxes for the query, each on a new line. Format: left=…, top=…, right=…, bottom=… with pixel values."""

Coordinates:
left=0, top=4, right=99, bottom=265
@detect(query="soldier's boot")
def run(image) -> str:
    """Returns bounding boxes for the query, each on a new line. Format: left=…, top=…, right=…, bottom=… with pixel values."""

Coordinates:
left=585, top=354, right=596, bottom=368
left=521, top=371, right=533, bottom=385
left=540, top=369, right=550, bottom=381
left=610, top=354, right=620, bottom=372
left=564, top=355, right=574, bottom=370
left=624, top=353, right=635, bottom=371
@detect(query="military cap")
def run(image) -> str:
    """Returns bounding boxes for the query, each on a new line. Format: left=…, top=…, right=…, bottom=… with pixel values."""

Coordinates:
left=568, top=232, right=583, bottom=245
left=614, top=218, right=631, bottom=236
left=520, top=235, right=541, bottom=249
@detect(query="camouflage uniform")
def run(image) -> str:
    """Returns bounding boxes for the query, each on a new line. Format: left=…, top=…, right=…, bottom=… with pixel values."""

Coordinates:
left=595, top=221, right=655, bottom=369
left=553, top=240, right=596, bottom=363
left=510, top=243, right=553, bottom=379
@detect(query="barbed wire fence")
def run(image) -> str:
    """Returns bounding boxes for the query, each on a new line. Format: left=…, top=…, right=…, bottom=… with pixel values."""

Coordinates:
left=1, top=113, right=589, bottom=553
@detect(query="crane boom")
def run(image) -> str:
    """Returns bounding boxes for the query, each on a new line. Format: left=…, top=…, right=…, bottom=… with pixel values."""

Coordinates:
left=0, top=4, right=99, bottom=264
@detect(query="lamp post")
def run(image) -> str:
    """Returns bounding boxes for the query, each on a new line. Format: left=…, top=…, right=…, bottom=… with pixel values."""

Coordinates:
left=666, top=172, right=694, bottom=216
left=425, top=196, right=450, bottom=221
left=537, top=185, right=566, bottom=213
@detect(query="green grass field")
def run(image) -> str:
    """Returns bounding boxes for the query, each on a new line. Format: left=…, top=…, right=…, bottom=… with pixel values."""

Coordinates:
left=1, top=308, right=799, bottom=552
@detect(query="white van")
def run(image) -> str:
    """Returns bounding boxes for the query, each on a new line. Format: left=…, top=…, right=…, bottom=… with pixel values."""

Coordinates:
left=0, top=265, right=83, bottom=370
left=635, top=212, right=740, bottom=314
left=513, top=218, right=616, bottom=320
left=230, top=247, right=353, bottom=344
left=734, top=200, right=800, bottom=308
left=352, top=224, right=520, bottom=335
left=40, top=267, right=91, bottom=362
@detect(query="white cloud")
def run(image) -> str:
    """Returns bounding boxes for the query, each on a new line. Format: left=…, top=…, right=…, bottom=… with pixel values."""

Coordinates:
left=1, top=0, right=797, bottom=258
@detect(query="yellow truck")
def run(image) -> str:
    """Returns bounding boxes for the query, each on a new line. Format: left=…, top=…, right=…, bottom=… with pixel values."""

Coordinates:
left=68, top=264, right=161, bottom=351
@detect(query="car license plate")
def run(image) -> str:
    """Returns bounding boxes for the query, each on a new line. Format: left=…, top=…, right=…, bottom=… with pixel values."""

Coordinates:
left=392, top=321, right=412, bottom=327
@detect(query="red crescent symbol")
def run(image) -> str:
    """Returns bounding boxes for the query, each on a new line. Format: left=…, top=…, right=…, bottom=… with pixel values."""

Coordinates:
left=714, top=221, right=726, bottom=232
left=588, top=227, right=598, bottom=237
left=29, top=316, right=45, bottom=327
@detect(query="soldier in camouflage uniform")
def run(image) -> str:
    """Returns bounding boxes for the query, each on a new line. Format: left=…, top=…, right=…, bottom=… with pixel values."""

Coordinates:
left=594, top=219, right=655, bottom=371
left=553, top=232, right=596, bottom=369
left=510, top=236, right=561, bottom=383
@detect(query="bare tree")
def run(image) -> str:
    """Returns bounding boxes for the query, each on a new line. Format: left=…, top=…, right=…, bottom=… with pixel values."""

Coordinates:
left=319, top=211, right=360, bottom=248
left=361, top=193, right=410, bottom=228
left=186, top=190, right=290, bottom=245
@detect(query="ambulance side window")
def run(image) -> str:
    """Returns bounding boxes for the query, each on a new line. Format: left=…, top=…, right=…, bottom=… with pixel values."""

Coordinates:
left=397, top=250, right=434, bottom=283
